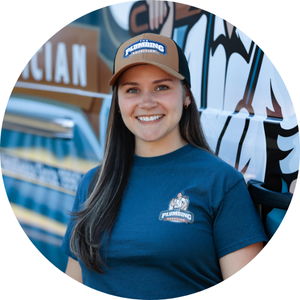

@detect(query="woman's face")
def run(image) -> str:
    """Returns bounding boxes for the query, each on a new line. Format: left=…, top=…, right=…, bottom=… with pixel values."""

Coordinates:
left=118, top=64, right=190, bottom=156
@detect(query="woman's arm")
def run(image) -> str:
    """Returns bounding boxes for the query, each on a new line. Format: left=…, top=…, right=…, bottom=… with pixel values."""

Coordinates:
left=219, top=242, right=264, bottom=280
left=65, top=257, right=83, bottom=283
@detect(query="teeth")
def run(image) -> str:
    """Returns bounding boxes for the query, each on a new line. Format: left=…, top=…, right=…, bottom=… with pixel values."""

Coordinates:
left=137, top=115, right=163, bottom=122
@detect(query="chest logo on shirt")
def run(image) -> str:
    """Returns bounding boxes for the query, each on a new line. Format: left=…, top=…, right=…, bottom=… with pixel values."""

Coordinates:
left=159, top=192, right=194, bottom=224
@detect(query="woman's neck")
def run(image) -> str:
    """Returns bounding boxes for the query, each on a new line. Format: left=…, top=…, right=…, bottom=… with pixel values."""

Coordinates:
left=134, top=137, right=188, bottom=157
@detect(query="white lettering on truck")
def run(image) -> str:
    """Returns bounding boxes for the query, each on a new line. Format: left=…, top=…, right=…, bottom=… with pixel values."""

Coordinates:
left=22, top=42, right=87, bottom=87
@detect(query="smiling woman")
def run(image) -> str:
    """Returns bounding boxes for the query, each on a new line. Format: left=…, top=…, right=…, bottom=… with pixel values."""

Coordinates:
left=61, top=33, right=268, bottom=299
left=118, top=64, right=190, bottom=157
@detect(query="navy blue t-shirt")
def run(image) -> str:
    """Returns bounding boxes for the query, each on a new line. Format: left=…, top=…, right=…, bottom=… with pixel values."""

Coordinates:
left=62, top=144, right=268, bottom=299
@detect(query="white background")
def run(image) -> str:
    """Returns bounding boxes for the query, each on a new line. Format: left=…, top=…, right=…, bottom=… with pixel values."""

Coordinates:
left=0, top=0, right=299, bottom=299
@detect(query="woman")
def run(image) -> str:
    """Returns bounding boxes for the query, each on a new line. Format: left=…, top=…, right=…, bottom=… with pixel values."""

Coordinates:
left=62, top=33, right=268, bottom=299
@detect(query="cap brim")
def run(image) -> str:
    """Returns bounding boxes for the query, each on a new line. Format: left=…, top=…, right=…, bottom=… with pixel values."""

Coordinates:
left=108, top=62, right=185, bottom=86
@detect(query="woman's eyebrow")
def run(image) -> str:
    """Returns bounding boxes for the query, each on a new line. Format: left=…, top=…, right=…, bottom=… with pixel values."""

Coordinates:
left=152, top=78, right=173, bottom=84
left=120, top=78, right=173, bottom=87
left=120, top=82, right=139, bottom=87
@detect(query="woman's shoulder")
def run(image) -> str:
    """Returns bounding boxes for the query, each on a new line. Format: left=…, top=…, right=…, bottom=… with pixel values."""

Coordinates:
left=81, top=165, right=100, bottom=183
left=76, top=165, right=100, bottom=197
left=188, top=145, right=244, bottom=180
left=189, top=145, right=229, bottom=165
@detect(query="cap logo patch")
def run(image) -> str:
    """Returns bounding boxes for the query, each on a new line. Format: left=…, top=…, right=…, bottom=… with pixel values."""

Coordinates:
left=123, top=39, right=166, bottom=59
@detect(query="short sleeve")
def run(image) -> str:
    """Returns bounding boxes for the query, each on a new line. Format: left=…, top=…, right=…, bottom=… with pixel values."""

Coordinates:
left=61, top=166, right=99, bottom=260
left=213, top=178, right=268, bottom=259
left=61, top=195, right=81, bottom=260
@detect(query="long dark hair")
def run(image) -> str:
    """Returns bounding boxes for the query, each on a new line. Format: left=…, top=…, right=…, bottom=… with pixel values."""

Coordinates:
left=70, top=80, right=212, bottom=273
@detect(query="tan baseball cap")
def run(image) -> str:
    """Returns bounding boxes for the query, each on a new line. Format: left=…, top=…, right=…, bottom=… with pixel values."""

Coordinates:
left=109, top=33, right=191, bottom=87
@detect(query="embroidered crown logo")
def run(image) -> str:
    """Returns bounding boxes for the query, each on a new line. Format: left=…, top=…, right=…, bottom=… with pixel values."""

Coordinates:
left=159, top=192, right=194, bottom=224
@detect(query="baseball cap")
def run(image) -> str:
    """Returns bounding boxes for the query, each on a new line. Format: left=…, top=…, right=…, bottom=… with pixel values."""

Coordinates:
left=109, top=33, right=191, bottom=87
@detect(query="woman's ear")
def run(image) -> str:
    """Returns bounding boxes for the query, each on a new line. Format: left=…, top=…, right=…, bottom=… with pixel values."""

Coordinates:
left=185, top=95, right=191, bottom=107
left=183, top=85, right=191, bottom=107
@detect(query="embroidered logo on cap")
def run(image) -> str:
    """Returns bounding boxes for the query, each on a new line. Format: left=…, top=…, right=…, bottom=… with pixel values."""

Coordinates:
left=159, top=192, right=194, bottom=224
left=124, top=39, right=166, bottom=59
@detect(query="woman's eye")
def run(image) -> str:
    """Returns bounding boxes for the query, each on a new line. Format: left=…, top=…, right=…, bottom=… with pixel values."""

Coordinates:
left=127, top=88, right=139, bottom=93
left=156, top=85, right=168, bottom=91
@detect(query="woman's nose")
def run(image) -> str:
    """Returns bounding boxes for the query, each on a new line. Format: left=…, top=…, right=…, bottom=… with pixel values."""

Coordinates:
left=138, top=91, right=158, bottom=109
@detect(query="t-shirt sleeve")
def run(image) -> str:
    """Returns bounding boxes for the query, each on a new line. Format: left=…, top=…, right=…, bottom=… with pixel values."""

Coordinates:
left=61, top=166, right=98, bottom=260
left=213, top=178, right=269, bottom=259
left=61, top=185, right=84, bottom=261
